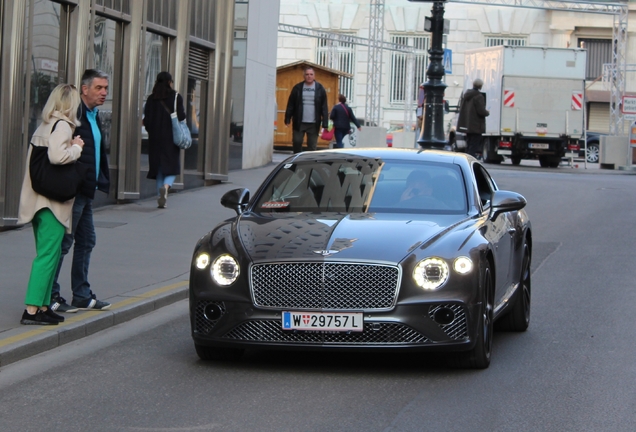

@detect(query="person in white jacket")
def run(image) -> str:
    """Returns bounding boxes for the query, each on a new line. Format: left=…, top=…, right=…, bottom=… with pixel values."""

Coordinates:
left=17, top=84, right=84, bottom=325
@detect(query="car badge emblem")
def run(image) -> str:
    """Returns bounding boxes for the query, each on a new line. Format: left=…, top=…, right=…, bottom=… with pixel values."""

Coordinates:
left=313, top=250, right=339, bottom=257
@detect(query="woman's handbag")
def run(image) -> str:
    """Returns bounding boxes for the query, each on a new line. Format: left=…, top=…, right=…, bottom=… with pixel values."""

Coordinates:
left=320, top=120, right=335, bottom=141
left=320, top=128, right=334, bottom=141
left=29, top=120, right=88, bottom=202
left=162, top=93, right=192, bottom=150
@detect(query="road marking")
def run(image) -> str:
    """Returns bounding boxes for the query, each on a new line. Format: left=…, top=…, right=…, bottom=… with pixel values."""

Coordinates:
left=0, top=281, right=188, bottom=349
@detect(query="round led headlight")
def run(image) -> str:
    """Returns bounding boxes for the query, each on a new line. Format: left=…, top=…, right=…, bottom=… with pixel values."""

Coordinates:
left=195, top=253, right=210, bottom=270
left=453, top=256, right=473, bottom=275
left=413, top=257, right=449, bottom=290
left=211, top=254, right=240, bottom=286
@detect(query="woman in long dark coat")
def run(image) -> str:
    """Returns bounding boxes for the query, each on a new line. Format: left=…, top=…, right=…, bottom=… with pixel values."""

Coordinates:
left=144, top=71, right=186, bottom=208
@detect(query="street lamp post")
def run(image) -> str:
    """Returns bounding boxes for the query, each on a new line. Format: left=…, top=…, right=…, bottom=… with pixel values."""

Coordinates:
left=409, top=0, right=448, bottom=149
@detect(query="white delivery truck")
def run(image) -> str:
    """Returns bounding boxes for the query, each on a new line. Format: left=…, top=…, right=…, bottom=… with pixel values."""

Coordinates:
left=462, top=46, right=586, bottom=167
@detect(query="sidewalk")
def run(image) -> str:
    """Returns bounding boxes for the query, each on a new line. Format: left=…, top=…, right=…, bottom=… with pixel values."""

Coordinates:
left=0, top=157, right=286, bottom=367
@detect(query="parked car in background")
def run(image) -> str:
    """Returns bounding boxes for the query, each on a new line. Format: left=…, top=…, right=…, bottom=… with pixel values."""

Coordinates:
left=189, top=148, right=532, bottom=369
left=579, top=132, right=605, bottom=163
left=447, top=113, right=467, bottom=153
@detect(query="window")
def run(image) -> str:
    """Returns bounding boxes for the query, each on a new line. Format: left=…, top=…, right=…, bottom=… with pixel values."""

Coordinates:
left=93, top=15, right=118, bottom=156
left=485, top=37, right=526, bottom=47
left=579, top=38, right=611, bottom=81
left=389, top=35, right=429, bottom=105
left=317, top=36, right=355, bottom=103
left=28, top=1, right=65, bottom=139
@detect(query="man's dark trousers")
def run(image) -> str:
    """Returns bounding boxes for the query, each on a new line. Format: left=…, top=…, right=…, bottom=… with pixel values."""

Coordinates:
left=466, top=133, right=483, bottom=158
left=292, top=122, right=319, bottom=153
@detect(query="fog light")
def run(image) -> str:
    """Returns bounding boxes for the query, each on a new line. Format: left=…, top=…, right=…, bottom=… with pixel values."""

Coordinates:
left=433, top=307, right=455, bottom=325
left=203, top=303, right=223, bottom=321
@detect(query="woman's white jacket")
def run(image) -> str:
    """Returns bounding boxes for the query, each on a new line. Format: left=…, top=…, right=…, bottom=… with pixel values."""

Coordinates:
left=18, top=111, right=83, bottom=233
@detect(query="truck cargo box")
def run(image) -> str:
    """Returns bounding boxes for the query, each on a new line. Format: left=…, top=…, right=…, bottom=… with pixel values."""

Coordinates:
left=462, top=46, right=587, bottom=166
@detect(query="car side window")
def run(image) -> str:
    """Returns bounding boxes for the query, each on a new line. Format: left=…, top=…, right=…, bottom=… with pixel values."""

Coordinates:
left=473, top=164, right=495, bottom=208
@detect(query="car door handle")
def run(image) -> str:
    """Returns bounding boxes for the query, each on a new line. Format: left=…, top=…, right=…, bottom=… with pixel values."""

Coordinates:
left=507, top=228, right=516, bottom=235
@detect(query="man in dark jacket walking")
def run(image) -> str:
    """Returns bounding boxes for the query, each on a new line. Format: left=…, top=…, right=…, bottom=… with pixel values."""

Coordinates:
left=49, top=69, right=112, bottom=313
left=457, top=78, right=490, bottom=158
left=284, top=66, right=329, bottom=153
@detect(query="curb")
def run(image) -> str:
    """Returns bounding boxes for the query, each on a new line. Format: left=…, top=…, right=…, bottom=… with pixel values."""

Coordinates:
left=0, top=284, right=188, bottom=368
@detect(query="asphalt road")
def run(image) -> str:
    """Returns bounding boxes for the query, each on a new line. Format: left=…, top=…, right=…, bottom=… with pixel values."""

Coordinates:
left=1, top=162, right=635, bottom=432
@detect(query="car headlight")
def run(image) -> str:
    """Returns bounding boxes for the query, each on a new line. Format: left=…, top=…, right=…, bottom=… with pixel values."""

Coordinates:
left=413, top=257, right=449, bottom=290
left=211, top=254, right=240, bottom=286
left=195, top=253, right=210, bottom=270
left=453, top=256, right=473, bottom=274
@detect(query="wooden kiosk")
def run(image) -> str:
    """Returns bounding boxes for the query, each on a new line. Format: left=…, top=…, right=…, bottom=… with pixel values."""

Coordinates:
left=275, top=61, right=352, bottom=150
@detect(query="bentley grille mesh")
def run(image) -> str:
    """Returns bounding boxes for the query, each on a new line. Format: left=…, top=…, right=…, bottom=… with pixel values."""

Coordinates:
left=250, top=263, right=399, bottom=310
left=194, top=301, right=226, bottom=334
left=428, top=304, right=468, bottom=340
left=223, top=320, right=429, bottom=344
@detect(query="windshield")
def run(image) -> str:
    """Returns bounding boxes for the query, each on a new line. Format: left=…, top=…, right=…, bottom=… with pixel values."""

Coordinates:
left=253, top=158, right=467, bottom=214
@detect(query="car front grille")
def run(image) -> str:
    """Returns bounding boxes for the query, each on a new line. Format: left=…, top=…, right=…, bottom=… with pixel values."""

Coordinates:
left=250, top=263, right=400, bottom=310
left=223, top=320, right=430, bottom=345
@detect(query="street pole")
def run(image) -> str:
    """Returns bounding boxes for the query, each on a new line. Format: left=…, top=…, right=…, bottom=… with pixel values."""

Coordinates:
left=410, top=0, right=447, bottom=149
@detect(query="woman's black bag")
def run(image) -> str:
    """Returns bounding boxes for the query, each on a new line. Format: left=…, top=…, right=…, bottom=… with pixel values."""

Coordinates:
left=29, top=120, right=88, bottom=202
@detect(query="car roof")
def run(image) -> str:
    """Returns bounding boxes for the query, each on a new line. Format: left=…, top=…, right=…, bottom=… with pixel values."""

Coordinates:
left=286, top=148, right=477, bottom=168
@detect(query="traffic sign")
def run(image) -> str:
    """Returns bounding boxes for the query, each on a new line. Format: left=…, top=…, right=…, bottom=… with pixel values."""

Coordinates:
left=443, top=49, right=452, bottom=74
left=621, top=96, right=636, bottom=114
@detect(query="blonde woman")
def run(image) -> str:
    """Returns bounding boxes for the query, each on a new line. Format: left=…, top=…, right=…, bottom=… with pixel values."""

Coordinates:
left=17, top=84, right=84, bottom=325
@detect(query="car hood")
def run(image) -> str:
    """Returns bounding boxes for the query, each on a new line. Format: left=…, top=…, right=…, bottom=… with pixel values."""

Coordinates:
left=235, top=212, right=467, bottom=263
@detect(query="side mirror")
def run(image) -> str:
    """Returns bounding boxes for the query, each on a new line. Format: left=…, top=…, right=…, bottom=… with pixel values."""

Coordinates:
left=489, top=190, right=526, bottom=220
left=221, top=188, right=250, bottom=215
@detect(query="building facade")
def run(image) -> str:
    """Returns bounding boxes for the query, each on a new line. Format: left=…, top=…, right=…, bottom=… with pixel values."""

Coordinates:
left=0, top=0, right=280, bottom=229
left=278, top=0, right=636, bottom=135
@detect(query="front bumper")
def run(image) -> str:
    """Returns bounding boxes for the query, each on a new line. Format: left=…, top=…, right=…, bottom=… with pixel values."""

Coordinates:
left=191, top=299, right=480, bottom=352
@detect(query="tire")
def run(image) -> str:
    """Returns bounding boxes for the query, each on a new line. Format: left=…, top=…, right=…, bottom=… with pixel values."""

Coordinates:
left=548, top=156, right=561, bottom=168
left=495, top=242, right=531, bottom=332
left=511, top=157, right=521, bottom=166
left=451, top=261, right=494, bottom=369
left=586, top=143, right=600, bottom=163
left=195, top=344, right=244, bottom=361
left=482, top=140, right=501, bottom=164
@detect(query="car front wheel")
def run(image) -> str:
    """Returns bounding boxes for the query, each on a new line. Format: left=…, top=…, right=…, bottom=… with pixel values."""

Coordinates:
left=451, top=261, right=493, bottom=369
left=496, top=241, right=531, bottom=332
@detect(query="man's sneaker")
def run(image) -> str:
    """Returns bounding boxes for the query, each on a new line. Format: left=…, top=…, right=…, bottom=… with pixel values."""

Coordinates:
left=20, top=310, right=59, bottom=326
left=72, top=294, right=111, bottom=311
left=50, top=295, right=79, bottom=313
left=44, top=308, right=65, bottom=322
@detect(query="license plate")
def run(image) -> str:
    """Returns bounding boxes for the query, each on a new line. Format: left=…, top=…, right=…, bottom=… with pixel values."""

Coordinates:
left=282, top=311, right=363, bottom=332
left=528, top=143, right=549, bottom=149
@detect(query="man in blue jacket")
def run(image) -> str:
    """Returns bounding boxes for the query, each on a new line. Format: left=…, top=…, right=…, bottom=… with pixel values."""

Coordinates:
left=49, top=69, right=112, bottom=313
left=284, top=66, right=329, bottom=153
